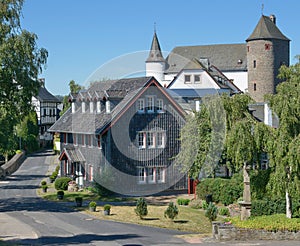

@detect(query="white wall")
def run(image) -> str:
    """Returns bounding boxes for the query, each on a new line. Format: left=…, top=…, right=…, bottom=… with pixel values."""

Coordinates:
left=223, top=71, right=248, bottom=92
left=168, top=70, right=220, bottom=89
left=146, top=61, right=165, bottom=84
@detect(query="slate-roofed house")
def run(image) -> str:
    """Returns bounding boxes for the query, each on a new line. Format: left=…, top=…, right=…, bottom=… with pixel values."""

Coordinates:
left=32, top=78, right=61, bottom=147
left=146, top=14, right=290, bottom=102
left=49, top=76, right=187, bottom=195
left=166, top=58, right=241, bottom=112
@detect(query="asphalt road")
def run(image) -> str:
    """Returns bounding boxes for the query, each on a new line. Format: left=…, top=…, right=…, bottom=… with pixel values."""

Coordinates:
left=0, top=150, right=299, bottom=246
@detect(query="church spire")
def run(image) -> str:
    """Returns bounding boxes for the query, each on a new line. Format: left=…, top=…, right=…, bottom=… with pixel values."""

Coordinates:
left=146, top=31, right=165, bottom=62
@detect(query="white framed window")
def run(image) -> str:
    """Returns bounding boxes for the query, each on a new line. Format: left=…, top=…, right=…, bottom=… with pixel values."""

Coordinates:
left=137, top=99, right=145, bottom=113
left=87, top=135, right=92, bottom=147
left=157, top=167, right=165, bottom=183
left=194, top=75, right=201, bottom=83
left=82, top=134, right=86, bottom=146
left=147, top=132, right=154, bottom=148
left=146, top=96, right=154, bottom=113
left=88, top=164, right=93, bottom=181
left=73, top=133, right=78, bottom=146
left=138, top=132, right=145, bottom=149
left=138, top=167, right=146, bottom=184
left=97, top=135, right=101, bottom=149
left=156, top=132, right=165, bottom=148
left=148, top=167, right=155, bottom=183
left=157, top=99, right=164, bottom=113
left=184, top=75, right=191, bottom=83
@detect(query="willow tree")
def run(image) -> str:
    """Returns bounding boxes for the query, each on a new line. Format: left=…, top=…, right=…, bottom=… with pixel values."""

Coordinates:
left=266, top=61, right=300, bottom=218
left=0, top=0, right=47, bottom=159
left=175, top=93, right=254, bottom=179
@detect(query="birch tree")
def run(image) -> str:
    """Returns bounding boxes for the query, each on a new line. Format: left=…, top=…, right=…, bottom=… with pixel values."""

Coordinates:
left=266, top=61, right=300, bottom=218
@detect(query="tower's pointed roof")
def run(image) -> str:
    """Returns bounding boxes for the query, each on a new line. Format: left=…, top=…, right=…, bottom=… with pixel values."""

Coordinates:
left=146, top=32, right=165, bottom=62
left=246, top=15, right=290, bottom=41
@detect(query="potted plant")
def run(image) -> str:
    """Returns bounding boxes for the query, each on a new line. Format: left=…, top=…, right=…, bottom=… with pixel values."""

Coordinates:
left=57, top=190, right=64, bottom=200
left=41, top=181, right=48, bottom=193
left=49, top=174, right=56, bottom=183
left=89, top=201, right=97, bottom=212
left=75, top=196, right=83, bottom=207
left=103, top=204, right=111, bottom=215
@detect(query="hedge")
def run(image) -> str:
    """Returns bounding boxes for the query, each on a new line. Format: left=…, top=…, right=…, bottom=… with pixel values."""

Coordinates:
left=196, top=174, right=243, bottom=205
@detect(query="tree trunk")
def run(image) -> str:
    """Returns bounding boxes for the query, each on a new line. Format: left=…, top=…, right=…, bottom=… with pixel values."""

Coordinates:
left=286, top=190, right=292, bottom=219
left=5, top=153, right=8, bottom=163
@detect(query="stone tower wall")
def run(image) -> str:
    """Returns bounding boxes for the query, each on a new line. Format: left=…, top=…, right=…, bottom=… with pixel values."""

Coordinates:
left=247, top=39, right=289, bottom=102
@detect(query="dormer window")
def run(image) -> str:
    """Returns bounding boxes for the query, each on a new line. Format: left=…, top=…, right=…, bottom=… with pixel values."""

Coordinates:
left=96, top=100, right=101, bottom=113
left=105, top=100, right=111, bottom=113
left=89, top=101, right=94, bottom=113
left=82, top=101, right=86, bottom=113
left=184, top=75, right=191, bottom=83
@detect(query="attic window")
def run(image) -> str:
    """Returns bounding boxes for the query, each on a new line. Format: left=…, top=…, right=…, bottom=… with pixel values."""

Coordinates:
left=194, top=75, right=201, bottom=83
left=184, top=75, right=191, bottom=83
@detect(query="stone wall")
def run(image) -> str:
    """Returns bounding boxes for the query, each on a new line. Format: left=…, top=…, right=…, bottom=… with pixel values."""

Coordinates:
left=212, top=222, right=300, bottom=241
left=0, top=151, right=26, bottom=179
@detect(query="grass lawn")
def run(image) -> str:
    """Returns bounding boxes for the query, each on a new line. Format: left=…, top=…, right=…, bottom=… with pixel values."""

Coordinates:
left=85, top=204, right=213, bottom=234
left=37, top=184, right=214, bottom=234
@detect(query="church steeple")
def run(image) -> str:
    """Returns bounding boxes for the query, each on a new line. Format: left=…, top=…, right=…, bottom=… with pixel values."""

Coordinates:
left=146, top=31, right=165, bottom=62
left=145, top=31, right=166, bottom=84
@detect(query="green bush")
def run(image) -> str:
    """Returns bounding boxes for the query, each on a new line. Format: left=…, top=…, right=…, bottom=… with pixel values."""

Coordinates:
left=177, top=198, right=190, bottom=206
left=57, top=190, right=64, bottom=196
left=196, top=175, right=243, bottom=206
left=231, top=214, right=300, bottom=231
left=135, top=198, right=148, bottom=219
left=251, top=199, right=283, bottom=216
left=89, top=201, right=97, bottom=208
left=202, top=200, right=208, bottom=210
left=205, top=202, right=218, bottom=222
left=55, top=165, right=60, bottom=173
left=218, top=207, right=230, bottom=216
left=250, top=169, right=272, bottom=200
left=104, top=204, right=111, bottom=211
left=164, top=202, right=179, bottom=220
left=75, top=196, right=83, bottom=202
left=54, top=177, right=72, bottom=191
left=92, top=180, right=114, bottom=196
left=41, top=180, right=47, bottom=186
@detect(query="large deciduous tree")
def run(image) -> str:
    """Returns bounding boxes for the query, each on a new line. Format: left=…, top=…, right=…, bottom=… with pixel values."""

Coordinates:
left=266, top=61, right=300, bottom=218
left=0, top=0, right=48, bottom=159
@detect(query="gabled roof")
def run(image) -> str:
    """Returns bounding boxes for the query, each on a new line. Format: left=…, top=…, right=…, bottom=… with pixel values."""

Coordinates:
left=166, top=43, right=247, bottom=73
left=246, top=15, right=290, bottom=41
left=146, top=32, right=165, bottom=62
left=59, top=147, right=85, bottom=162
left=49, top=76, right=186, bottom=135
left=182, top=58, right=206, bottom=70
left=167, top=58, right=241, bottom=93
left=36, top=86, right=61, bottom=103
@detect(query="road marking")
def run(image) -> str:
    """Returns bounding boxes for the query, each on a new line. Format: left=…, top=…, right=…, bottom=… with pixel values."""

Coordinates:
left=0, top=181, right=9, bottom=184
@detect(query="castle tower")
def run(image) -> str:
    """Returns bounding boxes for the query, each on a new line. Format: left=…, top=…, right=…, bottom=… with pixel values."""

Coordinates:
left=246, top=15, right=290, bottom=102
left=146, top=31, right=166, bottom=84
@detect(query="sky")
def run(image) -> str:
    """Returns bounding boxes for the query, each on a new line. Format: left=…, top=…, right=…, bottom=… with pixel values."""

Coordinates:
left=21, top=0, right=300, bottom=96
